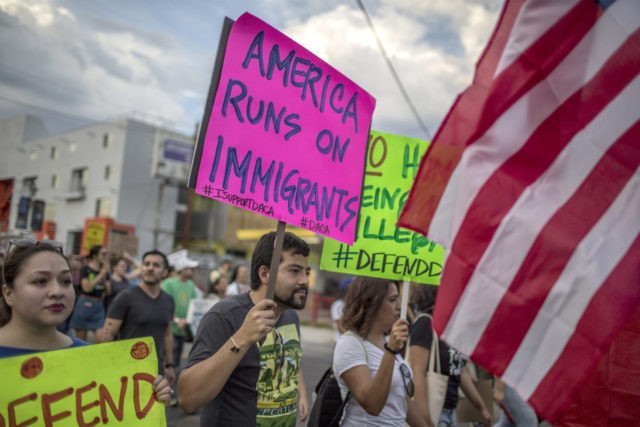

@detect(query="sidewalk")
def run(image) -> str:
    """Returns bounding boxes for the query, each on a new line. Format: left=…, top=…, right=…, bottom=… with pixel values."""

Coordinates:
left=300, top=324, right=335, bottom=346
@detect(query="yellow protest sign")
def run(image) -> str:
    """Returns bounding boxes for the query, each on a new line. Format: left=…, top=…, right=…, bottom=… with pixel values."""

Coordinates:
left=83, top=221, right=106, bottom=253
left=321, top=131, right=446, bottom=284
left=0, top=337, right=165, bottom=426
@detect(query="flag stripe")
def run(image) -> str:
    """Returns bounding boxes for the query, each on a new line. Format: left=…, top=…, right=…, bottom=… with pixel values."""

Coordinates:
left=399, top=0, right=599, bottom=236
left=425, top=0, right=615, bottom=249
left=528, top=234, right=640, bottom=418
left=477, top=113, right=640, bottom=376
left=438, top=69, right=640, bottom=353
left=503, top=164, right=640, bottom=398
left=434, top=21, right=640, bottom=334
left=494, top=0, right=579, bottom=76
left=401, top=0, right=640, bottom=420
left=474, top=0, right=526, bottom=85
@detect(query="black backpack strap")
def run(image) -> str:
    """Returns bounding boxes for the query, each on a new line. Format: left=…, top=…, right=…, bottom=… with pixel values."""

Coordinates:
left=328, top=332, right=368, bottom=426
left=328, top=391, right=351, bottom=427
left=314, top=367, right=334, bottom=393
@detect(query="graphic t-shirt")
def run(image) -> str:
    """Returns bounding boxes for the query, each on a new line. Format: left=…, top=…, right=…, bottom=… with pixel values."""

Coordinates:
left=185, top=293, right=301, bottom=427
left=79, top=265, right=108, bottom=298
left=256, top=323, right=301, bottom=426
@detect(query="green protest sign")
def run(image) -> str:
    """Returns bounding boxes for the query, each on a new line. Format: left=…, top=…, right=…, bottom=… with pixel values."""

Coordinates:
left=321, top=131, right=445, bottom=284
left=0, top=338, right=164, bottom=426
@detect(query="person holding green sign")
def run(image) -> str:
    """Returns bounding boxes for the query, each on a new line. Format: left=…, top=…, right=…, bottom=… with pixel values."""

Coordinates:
left=0, top=239, right=85, bottom=355
left=0, top=239, right=172, bottom=404
left=333, top=276, right=427, bottom=427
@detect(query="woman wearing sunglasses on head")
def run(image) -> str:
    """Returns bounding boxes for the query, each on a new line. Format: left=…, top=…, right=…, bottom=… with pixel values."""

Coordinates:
left=0, top=239, right=171, bottom=403
left=333, top=276, right=427, bottom=426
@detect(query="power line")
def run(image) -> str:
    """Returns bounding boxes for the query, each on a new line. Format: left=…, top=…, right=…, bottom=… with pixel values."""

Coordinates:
left=355, top=0, right=432, bottom=140
left=0, top=94, right=193, bottom=137
left=0, top=62, right=192, bottom=132
left=0, top=94, right=97, bottom=127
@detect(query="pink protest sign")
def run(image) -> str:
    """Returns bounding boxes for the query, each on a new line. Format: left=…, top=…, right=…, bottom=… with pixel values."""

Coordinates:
left=189, top=13, right=375, bottom=245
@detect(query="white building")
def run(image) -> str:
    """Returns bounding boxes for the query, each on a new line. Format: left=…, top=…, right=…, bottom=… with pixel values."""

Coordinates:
left=0, top=114, right=196, bottom=255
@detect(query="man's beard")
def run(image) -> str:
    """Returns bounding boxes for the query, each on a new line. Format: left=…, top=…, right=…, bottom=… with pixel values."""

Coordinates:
left=274, top=287, right=308, bottom=309
left=142, top=274, right=160, bottom=287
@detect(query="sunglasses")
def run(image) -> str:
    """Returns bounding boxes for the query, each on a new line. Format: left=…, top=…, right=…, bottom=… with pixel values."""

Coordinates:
left=399, top=362, right=415, bottom=398
left=7, top=239, right=64, bottom=256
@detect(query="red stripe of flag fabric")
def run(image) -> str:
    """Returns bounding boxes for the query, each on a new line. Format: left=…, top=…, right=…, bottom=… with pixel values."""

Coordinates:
left=399, top=0, right=640, bottom=421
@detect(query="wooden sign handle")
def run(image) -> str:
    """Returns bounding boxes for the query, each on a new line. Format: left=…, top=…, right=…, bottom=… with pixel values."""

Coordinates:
left=265, top=220, right=286, bottom=300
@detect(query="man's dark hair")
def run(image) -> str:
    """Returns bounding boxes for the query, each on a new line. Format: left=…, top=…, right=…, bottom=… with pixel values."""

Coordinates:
left=142, top=249, right=169, bottom=270
left=250, top=231, right=310, bottom=290
left=88, top=245, right=103, bottom=259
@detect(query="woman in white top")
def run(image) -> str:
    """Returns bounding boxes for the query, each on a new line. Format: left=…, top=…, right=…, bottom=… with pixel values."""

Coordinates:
left=333, top=277, right=426, bottom=426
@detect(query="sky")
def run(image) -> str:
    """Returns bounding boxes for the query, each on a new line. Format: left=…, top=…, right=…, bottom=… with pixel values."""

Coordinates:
left=0, top=0, right=502, bottom=140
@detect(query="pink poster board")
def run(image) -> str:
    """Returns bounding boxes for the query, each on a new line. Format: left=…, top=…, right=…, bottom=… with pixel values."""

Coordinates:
left=191, top=13, right=375, bottom=244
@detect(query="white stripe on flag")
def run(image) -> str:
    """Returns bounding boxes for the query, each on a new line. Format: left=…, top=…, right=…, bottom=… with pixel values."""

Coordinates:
left=429, top=0, right=639, bottom=250
left=441, top=74, right=640, bottom=355
left=495, top=0, right=578, bottom=76
left=505, top=169, right=640, bottom=399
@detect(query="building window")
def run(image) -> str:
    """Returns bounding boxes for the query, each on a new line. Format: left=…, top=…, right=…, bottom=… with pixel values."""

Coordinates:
left=70, top=168, right=87, bottom=192
left=45, top=203, right=56, bottom=221
left=67, top=230, right=83, bottom=255
left=68, top=142, right=77, bottom=153
left=104, top=165, right=111, bottom=180
left=22, top=176, right=37, bottom=196
left=50, top=146, right=57, bottom=159
left=51, top=174, right=58, bottom=188
left=95, top=197, right=112, bottom=217
left=103, top=133, right=111, bottom=148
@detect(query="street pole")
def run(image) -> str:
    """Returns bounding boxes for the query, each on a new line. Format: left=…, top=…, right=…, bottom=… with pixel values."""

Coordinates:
left=181, top=122, right=199, bottom=249
left=153, top=179, right=165, bottom=249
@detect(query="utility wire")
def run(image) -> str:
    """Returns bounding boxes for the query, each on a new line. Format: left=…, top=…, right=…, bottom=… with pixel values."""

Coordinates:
left=0, top=94, right=192, bottom=136
left=0, top=94, right=97, bottom=127
left=355, top=0, right=432, bottom=140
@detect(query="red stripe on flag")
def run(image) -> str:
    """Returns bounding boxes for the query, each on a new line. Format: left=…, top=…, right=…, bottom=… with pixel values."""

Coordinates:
left=431, top=249, right=474, bottom=334
left=434, top=31, right=640, bottom=332
left=473, top=0, right=525, bottom=86
left=399, top=0, right=600, bottom=235
left=472, top=116, right=640, bottom=375
left=471, top=1, right=601, bottom=146
left=529, top=234, right=640, bottom=420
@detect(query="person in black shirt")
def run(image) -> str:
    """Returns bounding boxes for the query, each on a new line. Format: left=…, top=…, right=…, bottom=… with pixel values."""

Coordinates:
left=408, top=285, right=492, bottom=427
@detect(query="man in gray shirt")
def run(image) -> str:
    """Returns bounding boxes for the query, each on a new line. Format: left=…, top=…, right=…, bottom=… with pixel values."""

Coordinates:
left=99, top=249, right=176, bottom=384
left=178, top=231, right=311, bottom=426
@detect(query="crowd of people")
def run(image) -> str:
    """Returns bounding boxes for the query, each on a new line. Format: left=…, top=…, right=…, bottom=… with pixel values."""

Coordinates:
left=0, top=239, right=172, bottom=405
left=0, top=233, right=544, bottom=426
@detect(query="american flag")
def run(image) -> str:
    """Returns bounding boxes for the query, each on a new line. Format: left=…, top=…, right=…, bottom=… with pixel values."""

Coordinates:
left=399, top=0, right=640, bottom=421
